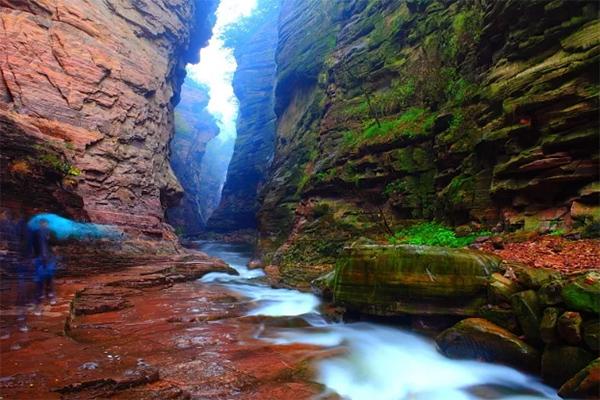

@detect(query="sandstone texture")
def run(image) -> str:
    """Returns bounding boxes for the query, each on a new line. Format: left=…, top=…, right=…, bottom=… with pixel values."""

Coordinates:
left=254, top=0, right=599, bottom=286
left=0, top=254, right=324, bottom=399
left=0, top=0, right=217, bottom=239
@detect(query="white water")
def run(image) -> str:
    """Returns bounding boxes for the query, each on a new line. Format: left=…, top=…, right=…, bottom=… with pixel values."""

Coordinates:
left=196, top=241, right=559, bottom=400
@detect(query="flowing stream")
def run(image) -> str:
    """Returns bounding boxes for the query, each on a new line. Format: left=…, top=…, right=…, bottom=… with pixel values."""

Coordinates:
left=195, top=241, right=559, bottom=400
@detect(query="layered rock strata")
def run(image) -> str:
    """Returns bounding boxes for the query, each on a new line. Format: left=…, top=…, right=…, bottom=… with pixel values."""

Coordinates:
left=258, top=0, right=599, bottom=286
left=206, top=1, right=280, bottom=233
left=0, top=0, right=217, bottom=239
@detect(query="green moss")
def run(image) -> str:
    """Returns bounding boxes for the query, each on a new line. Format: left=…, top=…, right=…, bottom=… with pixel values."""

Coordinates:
left=344, top=107, right=436, bottom=148
left=39, top=153, right=80, bottom=176
left=389, top=221, right=489, bottom=248
left=384, top=180, right=407, bottom=197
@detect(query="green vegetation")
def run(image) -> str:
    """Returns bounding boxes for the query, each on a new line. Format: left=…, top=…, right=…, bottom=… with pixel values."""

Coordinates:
left=384, top=180, right=407, bottom=197
left=39, top=153, right=80, bottom=176
left=344, top=107, right=436, bottom=148
left=389, top=222, right=489, bottom=248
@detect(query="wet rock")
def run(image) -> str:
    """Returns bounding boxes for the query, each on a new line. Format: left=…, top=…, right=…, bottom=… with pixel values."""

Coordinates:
left=72, top=287, right=135, bottom=316
left=310, top=270, right=335, bottom=299
left=55, top=366, right=159, bottom=395
left=562, top=272, right=600, bottom=314
left=583, top=320, right=600, bottom=352
left=478, top=305, right=519, bottom=333
left=558, top=358, right=600, bottom=399
left=557, top=311, right=583, bottom=345
left=436, top=318, right=540, bottom=372
left=538, top=280, right=564, bottom=306
left=540, top=307, right=560, bottom=345
left=79, top=362, right=99, bottom=371
left=541, top=345, right=595, bottom=387
left=333, top=245, right=502, bottom=316
left=247, top=259, right=264, bottom=270
left=264, top=264, right=282, bottom=286
left=488, top=272, right=521, bottom=303
left=511, top=290, right=542, bottom=341
left=508, top=263, right=561, bottom=289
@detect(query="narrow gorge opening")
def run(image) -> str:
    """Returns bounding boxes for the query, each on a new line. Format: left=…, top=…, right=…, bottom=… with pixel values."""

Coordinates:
left=167, top=0, right=259, bottom=236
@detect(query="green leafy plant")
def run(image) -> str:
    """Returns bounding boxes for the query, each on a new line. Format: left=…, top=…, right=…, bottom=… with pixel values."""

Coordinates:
left=389, top=221, right=489, bottom=248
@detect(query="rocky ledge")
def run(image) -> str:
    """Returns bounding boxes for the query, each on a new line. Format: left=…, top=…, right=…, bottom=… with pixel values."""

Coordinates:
left=0, top=253, right=328, bottom=399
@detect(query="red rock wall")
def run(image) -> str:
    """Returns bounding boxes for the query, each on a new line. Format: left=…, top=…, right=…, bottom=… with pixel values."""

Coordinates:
left=0, top=0, right=216, bottom=238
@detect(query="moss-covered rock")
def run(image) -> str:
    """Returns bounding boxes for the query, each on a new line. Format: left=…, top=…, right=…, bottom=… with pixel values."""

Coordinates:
left=558, top=358, right=600, bottom=399
left=540, top=307, right=560, bottom=345
left=511, top=290, right=543, bottom=342
left=332, top=245, right=502, bottom=316
left=310, top=270, right=335, bottom=299
left=562, top=272, right=600, bottom=314
left=541, top=345, right=595, bottom=387
left=488, top=272, right=521, bottom=303
left=583, top=320, right=600, bottom=352
left=436, top=318, right=540, bottom=372
left=538, top=280, right=565, bottom=306
left=558, top=311, right=583, bottom=345
left=478, top=304, right=519, bottom=333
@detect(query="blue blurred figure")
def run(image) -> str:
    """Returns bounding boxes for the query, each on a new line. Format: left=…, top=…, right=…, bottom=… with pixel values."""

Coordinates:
left=28, top=218, right=57, bottom=314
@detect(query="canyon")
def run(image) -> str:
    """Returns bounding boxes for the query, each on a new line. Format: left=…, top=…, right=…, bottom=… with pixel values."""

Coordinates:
left=1, top=0, right=599, bottom=399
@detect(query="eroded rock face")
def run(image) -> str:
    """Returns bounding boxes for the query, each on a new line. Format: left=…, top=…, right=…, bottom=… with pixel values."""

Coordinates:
left=258, top=0, right=599, bottom=286
left=0, top=0, right=217, bottom=238
left=206, top=2, right=280, bottom=233
left=166, top=80, right=219, bottom=235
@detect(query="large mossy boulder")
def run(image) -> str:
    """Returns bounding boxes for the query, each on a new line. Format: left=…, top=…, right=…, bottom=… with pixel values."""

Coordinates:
left=332, top=245, right=502, bottom=316
left=436, top=318, right=540, bottom=372
left=562, top=272, right=600, bottom=314
left=558, top=358, right=600, bottom=399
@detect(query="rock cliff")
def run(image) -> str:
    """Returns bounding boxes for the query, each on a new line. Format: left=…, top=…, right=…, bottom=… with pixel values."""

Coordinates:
left=206, top=1, right=280, bottom=233
left=166, top=80, right=219, bottom=235
left=258, top=0, right=599, bottom=286
left=0, top=0, right=217, bottom=239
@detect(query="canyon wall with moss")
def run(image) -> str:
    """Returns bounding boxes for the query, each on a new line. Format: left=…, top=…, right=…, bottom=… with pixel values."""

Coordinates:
left=0, top=0, right=217, bottom=239
left=258, top=0, right=599, bottom=287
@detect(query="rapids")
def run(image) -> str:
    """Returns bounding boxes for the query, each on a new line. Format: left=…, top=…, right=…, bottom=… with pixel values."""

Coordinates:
left=195, top=241, right=559, bottom=400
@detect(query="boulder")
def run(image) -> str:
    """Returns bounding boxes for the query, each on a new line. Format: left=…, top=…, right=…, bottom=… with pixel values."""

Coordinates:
left=436, top=318, right=540, bottom=372
left=558, top=358, right=600, bottom=399
left=538, top=280, right=565, bottom=306
left=478, top=304, right=520, bottom=333
left=310, top=270, right=335, bottom=299
left=508, top=263, right=561, bottom=289
left=247, top=259, right=264, bottom=270
left=583, top=320, right=600, bottom=352
left=557, top=311, right=583, bottom=345
left=488, top=272, right=521, bottom=303
left=332, top=245, right=502, bottom=316
left=511, top=290, right=542, bottom=342
left=562, top=272, right=600, bottom=314
left=541, top=345, right=595, bottom=387
left=540, top=307, right=560, bottom=344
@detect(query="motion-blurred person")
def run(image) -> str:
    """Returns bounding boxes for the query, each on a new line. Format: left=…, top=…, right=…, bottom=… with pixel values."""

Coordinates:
left=28, top=218, right=57, bottom=314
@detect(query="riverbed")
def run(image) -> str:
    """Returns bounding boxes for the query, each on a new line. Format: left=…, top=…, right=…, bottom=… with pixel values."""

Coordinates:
left=195, top=241, right=559, bottom=400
